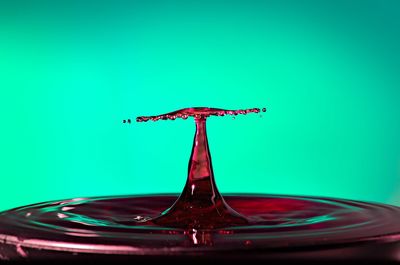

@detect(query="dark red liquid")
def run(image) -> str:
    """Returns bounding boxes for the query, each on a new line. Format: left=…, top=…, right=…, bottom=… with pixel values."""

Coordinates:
left=1, top=107, right=400, bottom=262
left=136, top=107, right=265, bottom=229
left=1, top=194, right=400, bottom=262
left=136, top=107, right=266, bottom=228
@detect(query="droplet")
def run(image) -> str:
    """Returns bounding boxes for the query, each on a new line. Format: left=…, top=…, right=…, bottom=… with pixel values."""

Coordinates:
left=133, top=215, right=151, bottom=223
left=244, top=240, right=252, bottom=246
left=262, top=107, right=266, bottom=112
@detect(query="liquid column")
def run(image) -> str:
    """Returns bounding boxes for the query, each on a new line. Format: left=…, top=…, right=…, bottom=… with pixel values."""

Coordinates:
left=153, top=115, right=248, bottom=229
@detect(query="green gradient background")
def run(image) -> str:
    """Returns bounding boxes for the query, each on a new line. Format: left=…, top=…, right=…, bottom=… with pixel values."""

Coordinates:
left=1, top=0, right=400, bottom=211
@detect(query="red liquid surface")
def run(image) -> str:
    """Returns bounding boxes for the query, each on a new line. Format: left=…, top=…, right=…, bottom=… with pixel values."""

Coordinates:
left=1, top=107, right=400, bottom=262
left=1, top=194, right=400, bottom=262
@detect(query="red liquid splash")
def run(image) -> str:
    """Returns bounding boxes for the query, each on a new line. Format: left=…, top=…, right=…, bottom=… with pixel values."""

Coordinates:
left=138, top=108, right=265, bottom=229
left=135, top=107, right=265, bottom=122
left=1, top=106, right=400, bottom=262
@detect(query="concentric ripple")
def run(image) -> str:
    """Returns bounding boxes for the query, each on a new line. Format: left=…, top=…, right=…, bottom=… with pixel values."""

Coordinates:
left=1, top=194, right=400, bottom=257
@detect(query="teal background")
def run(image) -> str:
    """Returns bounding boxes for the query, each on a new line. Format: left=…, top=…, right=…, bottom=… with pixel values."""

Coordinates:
left=1, top=0, right=400, bottom=211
